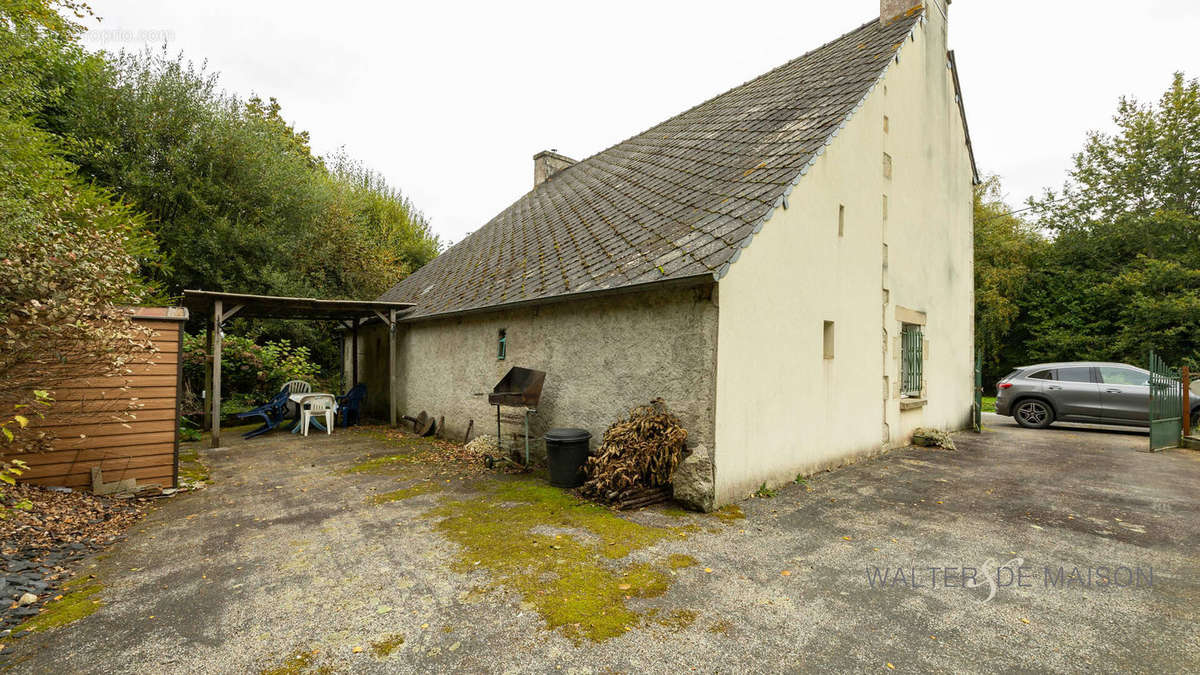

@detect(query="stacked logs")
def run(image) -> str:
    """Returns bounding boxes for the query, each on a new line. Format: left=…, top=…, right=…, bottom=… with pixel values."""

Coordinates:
left=579, top=398, right=687, bottom=505
left=609, top=486, right=674, bottom=510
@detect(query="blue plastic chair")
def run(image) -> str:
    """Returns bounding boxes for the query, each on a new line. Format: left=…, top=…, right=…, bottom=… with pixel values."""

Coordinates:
left=235, top=388, right=292, bottom=439
left=337, top=383, right=367, bottom=427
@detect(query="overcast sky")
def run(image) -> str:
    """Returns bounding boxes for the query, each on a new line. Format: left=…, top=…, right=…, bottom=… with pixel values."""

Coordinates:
left=81, top=1, right=1199, bottom=246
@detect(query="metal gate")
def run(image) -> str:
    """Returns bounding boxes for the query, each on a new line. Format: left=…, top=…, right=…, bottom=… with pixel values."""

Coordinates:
left=1148, top=351, right=1183, bottom=451
left=973, top=352, right=982, bottom=432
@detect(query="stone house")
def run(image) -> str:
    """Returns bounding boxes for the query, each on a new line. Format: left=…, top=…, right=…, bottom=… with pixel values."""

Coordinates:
left=349, top=0, right=977, bottom=510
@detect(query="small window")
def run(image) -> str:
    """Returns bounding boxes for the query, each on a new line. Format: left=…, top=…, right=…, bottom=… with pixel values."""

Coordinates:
left=900, top=324, right=922, bottom=397
left=1099, top=367, right=1148, bottom=386
left=1056, top=367, right=1092, bottom=383
left=882, top=153, right=893, bottom=180
left=1029, top=369, right=1055, bottom=380
left=497, top=329, right=507, bottom=360
left=837, top=205, right=845, bottom=237
left=823, top=321, right=835, bottom=359
left=883, top=115, right=889, bottom=134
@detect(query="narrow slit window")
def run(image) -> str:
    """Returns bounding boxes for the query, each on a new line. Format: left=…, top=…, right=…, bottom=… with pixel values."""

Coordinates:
left=838, top=204, right=845, bottom=237
left=497, top=329, right=507, bottom=360
left=823, top=321, right=835, bottom=360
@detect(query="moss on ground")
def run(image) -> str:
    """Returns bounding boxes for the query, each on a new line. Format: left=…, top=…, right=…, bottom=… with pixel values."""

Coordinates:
left=342, top=431, right=441, bottom=475
left=712, top=504, right=745, bottom=522
left=656, top=609, right=698, bottom=632
left=428, top=477, right=691, bottom=642
left=658, top=504, right=694, bottom=518
left=665, top=553, right=698, bottom=569
left=708, top=619, right=733, bottom=635
left=260, top=649, right=330, bottom=675
left=370, top=633, right=405, bottom=658
left=368, top=481, right=440, bottom=504
left=343, top=452, right=420, bottom=475
left=178, top=447, right=212, bottom=484
left=12, top=576, right=102, bottom=633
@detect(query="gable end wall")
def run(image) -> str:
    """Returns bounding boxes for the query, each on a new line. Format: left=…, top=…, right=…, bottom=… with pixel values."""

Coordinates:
left=712, top=8, right=974, bottom=504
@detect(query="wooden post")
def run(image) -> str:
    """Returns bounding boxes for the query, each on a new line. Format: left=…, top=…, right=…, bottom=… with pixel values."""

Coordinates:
left=388, top=309, right=397, bottom=427
left=211, top=299, right=223, bottom=448
left=202, top=325, right=213, bottom=432
left=1184, top=366, right=1192, bottom=438
left=351, top=318, right=359, bottom=387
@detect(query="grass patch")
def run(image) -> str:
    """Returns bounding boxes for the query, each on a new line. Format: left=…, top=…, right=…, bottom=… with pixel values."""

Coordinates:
left=12, top=576, right=102, bottom=633
left=981, top=396, right=996, bottom=413
left=368, top=481, right=440, bottom=504
left=712, top=504, right=745, bottom=522
left=665, top=553, right=698, bottom=569
left=428, top=476, right=690, bottom=642
left=370, top=633, right=405, bottom=658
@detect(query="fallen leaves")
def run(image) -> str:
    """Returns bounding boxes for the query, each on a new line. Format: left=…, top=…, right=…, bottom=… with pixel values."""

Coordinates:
left=0, top=484, right=145, bottom=556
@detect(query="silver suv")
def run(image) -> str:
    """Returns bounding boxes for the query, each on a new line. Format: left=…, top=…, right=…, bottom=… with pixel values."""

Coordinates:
left=995, top=362, right=1200, bottom=429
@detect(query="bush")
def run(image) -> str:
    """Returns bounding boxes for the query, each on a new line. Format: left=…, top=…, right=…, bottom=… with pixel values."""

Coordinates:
left=181, top=332, right=320, bottom=408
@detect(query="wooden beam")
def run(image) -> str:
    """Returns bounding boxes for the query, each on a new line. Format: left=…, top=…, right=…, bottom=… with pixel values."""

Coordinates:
left=220, top=303, right=244, bottom=322
left=351, top=318, right=359, bottom=387
left=202, top=325, right=213, bottom=432
left=388, top=309, right=397, bottom=427
left=211, top=298, right=223, bottom=448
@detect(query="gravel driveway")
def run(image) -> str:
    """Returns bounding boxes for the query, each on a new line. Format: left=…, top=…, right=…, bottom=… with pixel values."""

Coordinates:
left=4, top=416, right=1198, bottom=673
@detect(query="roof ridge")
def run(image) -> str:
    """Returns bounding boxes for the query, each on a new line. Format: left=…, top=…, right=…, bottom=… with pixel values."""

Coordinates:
left=541, top=15, right=900, bottom=189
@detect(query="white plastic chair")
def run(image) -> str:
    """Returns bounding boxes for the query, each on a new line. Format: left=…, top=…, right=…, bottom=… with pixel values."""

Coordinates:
left=299, top=394, right=336, bottom=436
left=282, top=380, right=311, bottom=415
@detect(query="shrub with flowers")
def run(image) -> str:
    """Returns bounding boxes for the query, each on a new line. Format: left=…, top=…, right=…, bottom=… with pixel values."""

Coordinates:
left=182, top=333, right=320, bottom=408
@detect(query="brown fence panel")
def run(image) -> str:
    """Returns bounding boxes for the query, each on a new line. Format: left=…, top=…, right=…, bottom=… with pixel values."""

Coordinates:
left=2, top=308, right=187, bottom=490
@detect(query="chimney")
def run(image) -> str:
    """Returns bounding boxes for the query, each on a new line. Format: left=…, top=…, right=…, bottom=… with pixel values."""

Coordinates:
left=533, top=149, right=576, bottom=188
left=880, top=0, right=924, bottom=24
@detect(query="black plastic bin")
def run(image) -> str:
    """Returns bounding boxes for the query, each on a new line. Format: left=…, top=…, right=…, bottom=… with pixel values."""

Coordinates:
left=545, top=428, right=592, bottom=488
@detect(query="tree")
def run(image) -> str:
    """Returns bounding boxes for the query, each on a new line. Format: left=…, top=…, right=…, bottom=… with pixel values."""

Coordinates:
left=50, top=48, right=440, bottom=368
left=0, top=1, right=160, bottom=497
left=973, top=175, right=1044, bottom=380
left=1023, top=73, right=1200, bottom=369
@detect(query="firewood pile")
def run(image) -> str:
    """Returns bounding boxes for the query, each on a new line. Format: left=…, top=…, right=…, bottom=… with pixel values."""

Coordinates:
left=579, top=398, right=687, bottom=506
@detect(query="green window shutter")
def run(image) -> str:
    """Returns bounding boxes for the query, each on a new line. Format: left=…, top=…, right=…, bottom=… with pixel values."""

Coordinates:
left=901, top=324, right=923, bottom=397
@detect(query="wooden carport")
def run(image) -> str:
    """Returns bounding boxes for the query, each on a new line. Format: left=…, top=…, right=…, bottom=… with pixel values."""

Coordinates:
left=181, top=290, right=414, bottom=448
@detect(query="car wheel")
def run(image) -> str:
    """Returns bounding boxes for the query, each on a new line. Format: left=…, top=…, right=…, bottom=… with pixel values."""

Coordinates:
left=1014, top=399, right=1054, bottom=429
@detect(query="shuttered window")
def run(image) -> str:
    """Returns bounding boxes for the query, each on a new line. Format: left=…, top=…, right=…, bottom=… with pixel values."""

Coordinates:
left=901, top=324, right=923, bottom=397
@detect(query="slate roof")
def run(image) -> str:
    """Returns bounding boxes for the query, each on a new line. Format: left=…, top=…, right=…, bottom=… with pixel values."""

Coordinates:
left=382, top=10, right=925, bottom=319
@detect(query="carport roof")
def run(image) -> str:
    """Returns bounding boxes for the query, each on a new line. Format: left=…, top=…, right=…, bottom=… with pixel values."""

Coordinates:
left=182, top=290, right=414, bottom=322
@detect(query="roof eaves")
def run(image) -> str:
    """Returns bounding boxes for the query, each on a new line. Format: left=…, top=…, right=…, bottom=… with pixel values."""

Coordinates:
left=712, top=12, right=927, bottom=282
left=947, top=49, right=981, bottom=185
